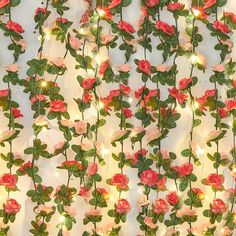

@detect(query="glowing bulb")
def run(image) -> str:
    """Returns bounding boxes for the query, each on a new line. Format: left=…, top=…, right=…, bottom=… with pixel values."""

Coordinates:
left=59, top=216, right=65, bottom=223
left=97, top=8, right=106, bottom=18
left=128, top=97, right=133, bottom=104
left=0, top=195, right=3, bottom=201
left=196, top=146, right=205, bottom=156
left=192, top=8, right=201, bottom=18
left=41, top=81, right=47, bottom=88
left=79, top=28, right=86, bottom=35
left=204, top=195, right=209, bottom=201
left=101, top=146, right=110, bottom=156
left=234, top=214, right=236, bottom=222
left=98, top=101, right=104, bottom=110
left=190, top=54, right=200, bottom=65
left=231, top=168, right=236, bottom=177
left=192, top=101, right=199, bottom=110
left=44, top=28, right=51, bottom=41
left=199, top=193, right=205, bottom=200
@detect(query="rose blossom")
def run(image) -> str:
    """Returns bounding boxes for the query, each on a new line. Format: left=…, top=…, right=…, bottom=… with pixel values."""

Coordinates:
left=0, top=89, right=9, bottom=97
left=0, top=0, right=10, bottom=8
left=31, top=94, right=46, bottom=104
left=117, top=64, right=131, bottom=73
left=153, top=199, right=169, bottom=214
left=100, top=33, right=115, bottom=45
left=166, top=192, right=179, bottom=205
left=35, top=204, right=54, bottom=214
left=144, top=217, right=156, bottom=229
left=110, top=173, right=129, bottom=190
left=212, top=64, right=225, bottom=72
left=99, top=61, right=109, bottom=75
left=140, top=169, right=158, bottom=187
left=0, top=130, right=16, bottom=143
left=206, top=130, right=223, bottom=143
left=53, top=141, right=65, bottom=152
left=172, top=163, right=193, bottom=178
left=138, top=60, right=151, bottom=75
left=82, top=77, right=96, bottom=90
left=81, top=142, right=92, bottom=151
left=145, top=0, right=159, bottom=7
left=60, top=119, right=74, bottom=128
left=122, top=108, right=133, bottom=118
left=221, top=226, right=233, bottom=235
left=137, top=194, right=149, bottom=211
left=210, top=198, right=227, bottom=214
left=11, top=108, right=23, bottom=118
left=79, top=186, right=90, bottom=198
left=168, top=87, right=188, bottom=104
left=161, top=148, right=169, bottom=159
left=5, top=64, right=19, bottom=73
left=86, top=163, right=98, bottom=176
left=4, top=199, right=21, bottom=214
left=108, top=0, right=121, bottom=9
left=85, top=208, right=101, bottom=217
left=115, top=199, right=131, bottom=214
left=178, top=77, right=192, bottom=90
left=205, top=173, right=224, bottom=189
left=167, top=2, right=183, bottom=12
left=111, top=130, right=127, bottom=143
left=52, top=57, right=66, bottom=68
left=146, top=127, right=161, bottom=143
left=120, top=84, right=131, bottom=95
left=74, top=121, right=87, bottom=134
left=0, top=173, right=17, bottom=189
left=118, top=20, right=136, bottom=34
left=50, top=100, right=67, bottom=113
left=163, top=227, right=177, bottom=236
left=176, top=208, right=196, bottom=217
left=6, top=20, right=24, bottom=33
left=203, top=0, right=217, bottom=9
left=213, top=20, right=231, bottom=34
left=226, top=99, right=236, bottom=111
left=64, top=206, right=77, bottom=217
left=155, top=21, right=174, bottom=35
left=156, top=64, right=172, bottom=72
left=69, top=36, right=82, bottom=51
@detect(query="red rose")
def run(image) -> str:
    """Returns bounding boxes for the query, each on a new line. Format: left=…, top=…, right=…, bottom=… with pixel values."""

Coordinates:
left=109, top=89, right=120, bottom=98
left=167, top=3, right=183, bottom=12
left=50, top=100, right=67, bottom=113
left=110, top=173, right=129, bottom=190
left=138, top=60, right=151, bottom=75
left=0, top=89, right=9, bottom=97
left=145, top=0, right=159, bottom=7
left=0, top=0, right=10, bottom=9
left=168, top=87, right=188, bottom=104
left=144, top=89, right=158, bottom=103
left=135, top=86, right=146, bottom=99
left=213, top=20, right=231, bottom=34
left=205, top=173, right=224, bottom=190
left=226, top=99, right=236, bottom=111
left=153, top=199, right=169, bottom=214
left=192, top=188, right=203, bottom=198
left=115, top=199, right=131, bottom=214
left=31, top=94, right=46, bottom=104
left=82, top=77, right=96, bottom=90
left=155, top=21, right=174, bottom=35
left=108, top=0, right=121, bottom=9
left=203, top=0, right=217, bottom=10
left=132, top=149, right=148, bottom=164
left=122, top=108, right=133, bottom=118
left=83, top=92, right=93, bottom=104
left=56, top=17, right=68, bottom=24
left=156, top=176, right=167, bottom=190
left=178, top=77, right=192, bottom=90
left=210, top=198, right=227, bottom=214
left=140, top=169, right=158, bottom=187
left=172, top=163, right=193, bottom=178
left=4, top=199, right=21, bottom=214
left=166, top=191, right=179, bottom=205
left=99, top=61, right=109, bottom=75
left=11, top=108, right=23, bottom=118
left=62, top=160, right=82, bottom=170
left=6, top=21, right=24, bottom=34
left=35, top=7, right=47, bottom=15
left=118, top=20, right=136, bottom=34
left=204, top=89, right=216, bottom=98
left=218, top=108, right=228, bottom=118
left=225, top=12, right=236, bottom=24
left=0, top=173, right=17, bottom=190
left=120, top=84, right=131, bottom=95
left=18, top=161, right=32, bottom=174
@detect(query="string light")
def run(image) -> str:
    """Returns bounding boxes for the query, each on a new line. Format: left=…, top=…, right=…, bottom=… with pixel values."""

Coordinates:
left=97, top=8, right=106, bottom=18
left=101, top=145, right=110, bottom=156
left=189, top=54, right=200, bottom=65
left=59, top=216, right=65, bottom=223
left=54, top=172, right=60, bottom=177
left=199, top=193, right=205, bottom=200
left=41, top=81, right=47, bottom=88
left=231, top=167, right=236, bottom=177
left=128, top=97, right=133, bottom=104
left=98, top=101, right=104, bottom=110
left=192, top=8, right=201, bottom=18
left=192, top=100, right=199, bottom=111
left=196, top=146, right=205, bottom=156
left=38, top=28, right=51, bottom=42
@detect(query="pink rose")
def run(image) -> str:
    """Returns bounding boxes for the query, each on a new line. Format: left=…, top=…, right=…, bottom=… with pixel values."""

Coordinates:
left=79, top=186, right=90, bottom=198
left=74, top=121, right=87, bottom=135
left=153, top=199, right=169, bottom=214
left=4, top=199, right=21, bottom=214
left=168, top=87, right=188, bottom=104
left=108, top=0, right=121, bottom=9
left=53, top=141, right=65, bottom=152
left=0, top=130, right=16, bottom=143
left=161, top=149, right=169, bottom=159
left=172, top=163, right=193, bottom=178
left=5, top=64, right=19, bottom=72
left=140, top=169, right=158, bottom=187
left=156, top=64, right=172, bottom=72
left=80, top=142, right=92, bottom=151
left=6, top=21, right=24, bottom=34
left=52, top=57, right=66, bottom=68
left=60, top=120, right=74, bottom=128
left=206, top=130, right=223, bottom=143
left=101, top=33, right=116, bottom=45
left=69, top=36, right=82, bottom=51
left=35, top=204, right=54, bottom=214
left=111, top=130, right=127, bottom=143
left=85, top=208, right=101, bottom=217
left=99, top=61, right=109, bottom=75
left=64, top=206, right=77, bottom=217
left=226, top=99, right=236, bottom=111
left=110, top=173, right=129, bottom=190
left=167, top=3, right=183, bottom=12
left=205, top=173, right=224, bottom=189
left=210, top=198, right=227, bottom=214
left=137, top=194, right=149, bottom=211
left=212, top=64, right=225, bottom=72
left=203, top=0, right=217, bottom=9
left=146, top=127, right=161, bottom=143
left=0, top=173, right=17, bottom=190
left=122, top=108, right=133, bottom=118
left=213, top=20, right=231, bottom=34
left=221, top=226, right=233, bottom=235
left=120, top=84, right=131, bottom=95
left=50, top=100, right=67, bottom=113
left=176, top=208, right=196, bottom=217
left=144, top=217, right=156, bottom=229
left=14, top=39, right=26, bottom=52
left=86, top=162, right=98, bottom=176
left=115, top=199, right=131, bottom=214
left=117, top=64, right=131, bottom=73
left=145, top=0, right=159, bottom=7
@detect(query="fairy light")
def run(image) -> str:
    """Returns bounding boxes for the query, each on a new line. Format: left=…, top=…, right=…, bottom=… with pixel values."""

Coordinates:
left=192, top=100, right=199, bottom=111
left=199, top=193, right=205, bottom=200
left=128, top=97, right=133, bottom=104
left=59, top=216, right=65, bottom=223
left=231, top=167, right=236, bottom=177
left=55, top=172, right=60, bottom=177
left=101, top=146, right=110, bottom=156
left=190, top=54, right=200, bottom=65
left=97, top=8, right=106, bottom=18
left=192, top=8, right=201, bottom=18
left=38, top=28, right=51, bottom=42
left=196, top=146, right=205, bottom=156
left=98, top=101, right=104, bottom=110
left=41, top=81, right=47, bottom=88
